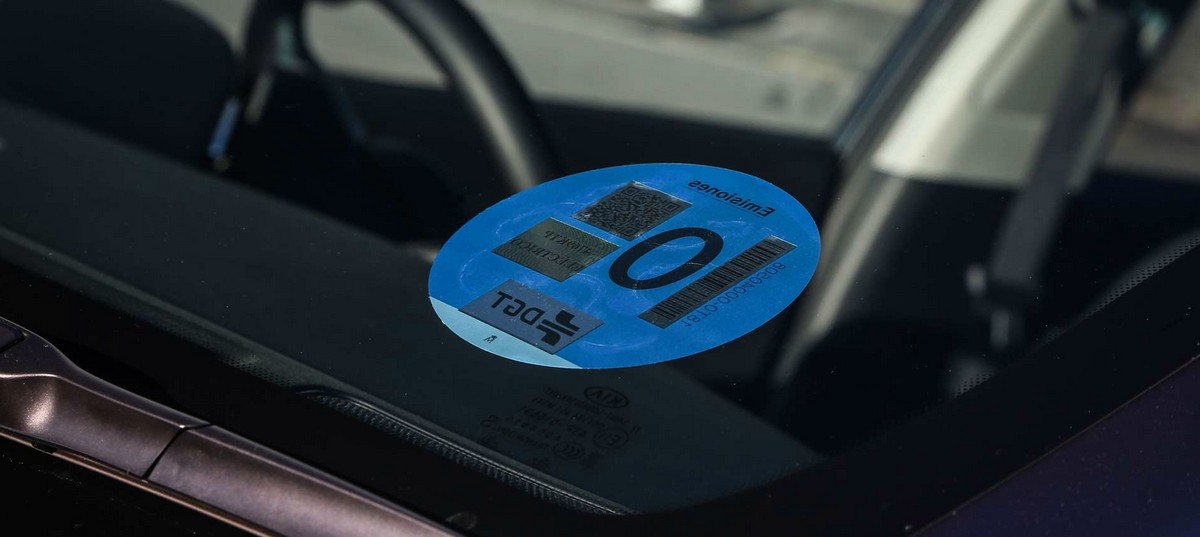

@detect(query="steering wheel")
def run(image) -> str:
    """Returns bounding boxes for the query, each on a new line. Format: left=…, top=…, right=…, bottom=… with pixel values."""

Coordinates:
left=236, top=0, right=560, bottom=195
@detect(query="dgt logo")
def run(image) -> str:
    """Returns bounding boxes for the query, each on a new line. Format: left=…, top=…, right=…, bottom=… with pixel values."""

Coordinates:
left=460, top=280, right=603, bottom=354
left=489, top=290, right=583, bottom=346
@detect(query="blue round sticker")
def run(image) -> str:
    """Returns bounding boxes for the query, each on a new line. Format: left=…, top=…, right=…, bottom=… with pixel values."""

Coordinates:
left=429, top=163, right=819, bottom=369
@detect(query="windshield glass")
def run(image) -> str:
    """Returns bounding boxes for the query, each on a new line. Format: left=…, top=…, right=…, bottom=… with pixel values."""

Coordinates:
left=185, top=0, right=921, bottom=135
left=1, top=0, right=1198, bottom=524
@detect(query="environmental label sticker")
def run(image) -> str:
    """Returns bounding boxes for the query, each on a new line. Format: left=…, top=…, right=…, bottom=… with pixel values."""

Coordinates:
left=429, top=164, right=819, bottom=369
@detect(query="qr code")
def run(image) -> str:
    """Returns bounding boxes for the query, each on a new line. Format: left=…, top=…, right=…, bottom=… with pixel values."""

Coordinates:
left=574, top=182, right=690, bottom=239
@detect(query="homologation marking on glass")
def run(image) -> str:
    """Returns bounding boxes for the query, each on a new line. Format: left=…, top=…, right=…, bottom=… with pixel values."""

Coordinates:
left=492, top=218, right=618, bottom=282
left=428, top=163, right=820, bottom=369
left=574, top=182, right=691, bottom=240
left=477, top=386, right=640, bottom=473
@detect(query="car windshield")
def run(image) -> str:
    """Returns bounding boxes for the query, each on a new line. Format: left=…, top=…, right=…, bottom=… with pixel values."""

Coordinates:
left=1, top=0, right=1199, bottom=528
left=186, top=0, right=920, bottom=135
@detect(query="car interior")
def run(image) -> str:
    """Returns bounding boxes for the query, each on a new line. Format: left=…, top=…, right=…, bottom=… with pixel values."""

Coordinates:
left=0, top=0, right=1199, bottom=534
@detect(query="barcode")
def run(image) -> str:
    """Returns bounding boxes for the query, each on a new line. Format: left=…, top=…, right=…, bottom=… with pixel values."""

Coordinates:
left=639, top=236, right=795, bottom=328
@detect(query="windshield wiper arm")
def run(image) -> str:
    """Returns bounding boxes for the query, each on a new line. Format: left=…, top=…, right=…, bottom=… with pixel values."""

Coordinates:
left=0, top=317, right=455, bottom=536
